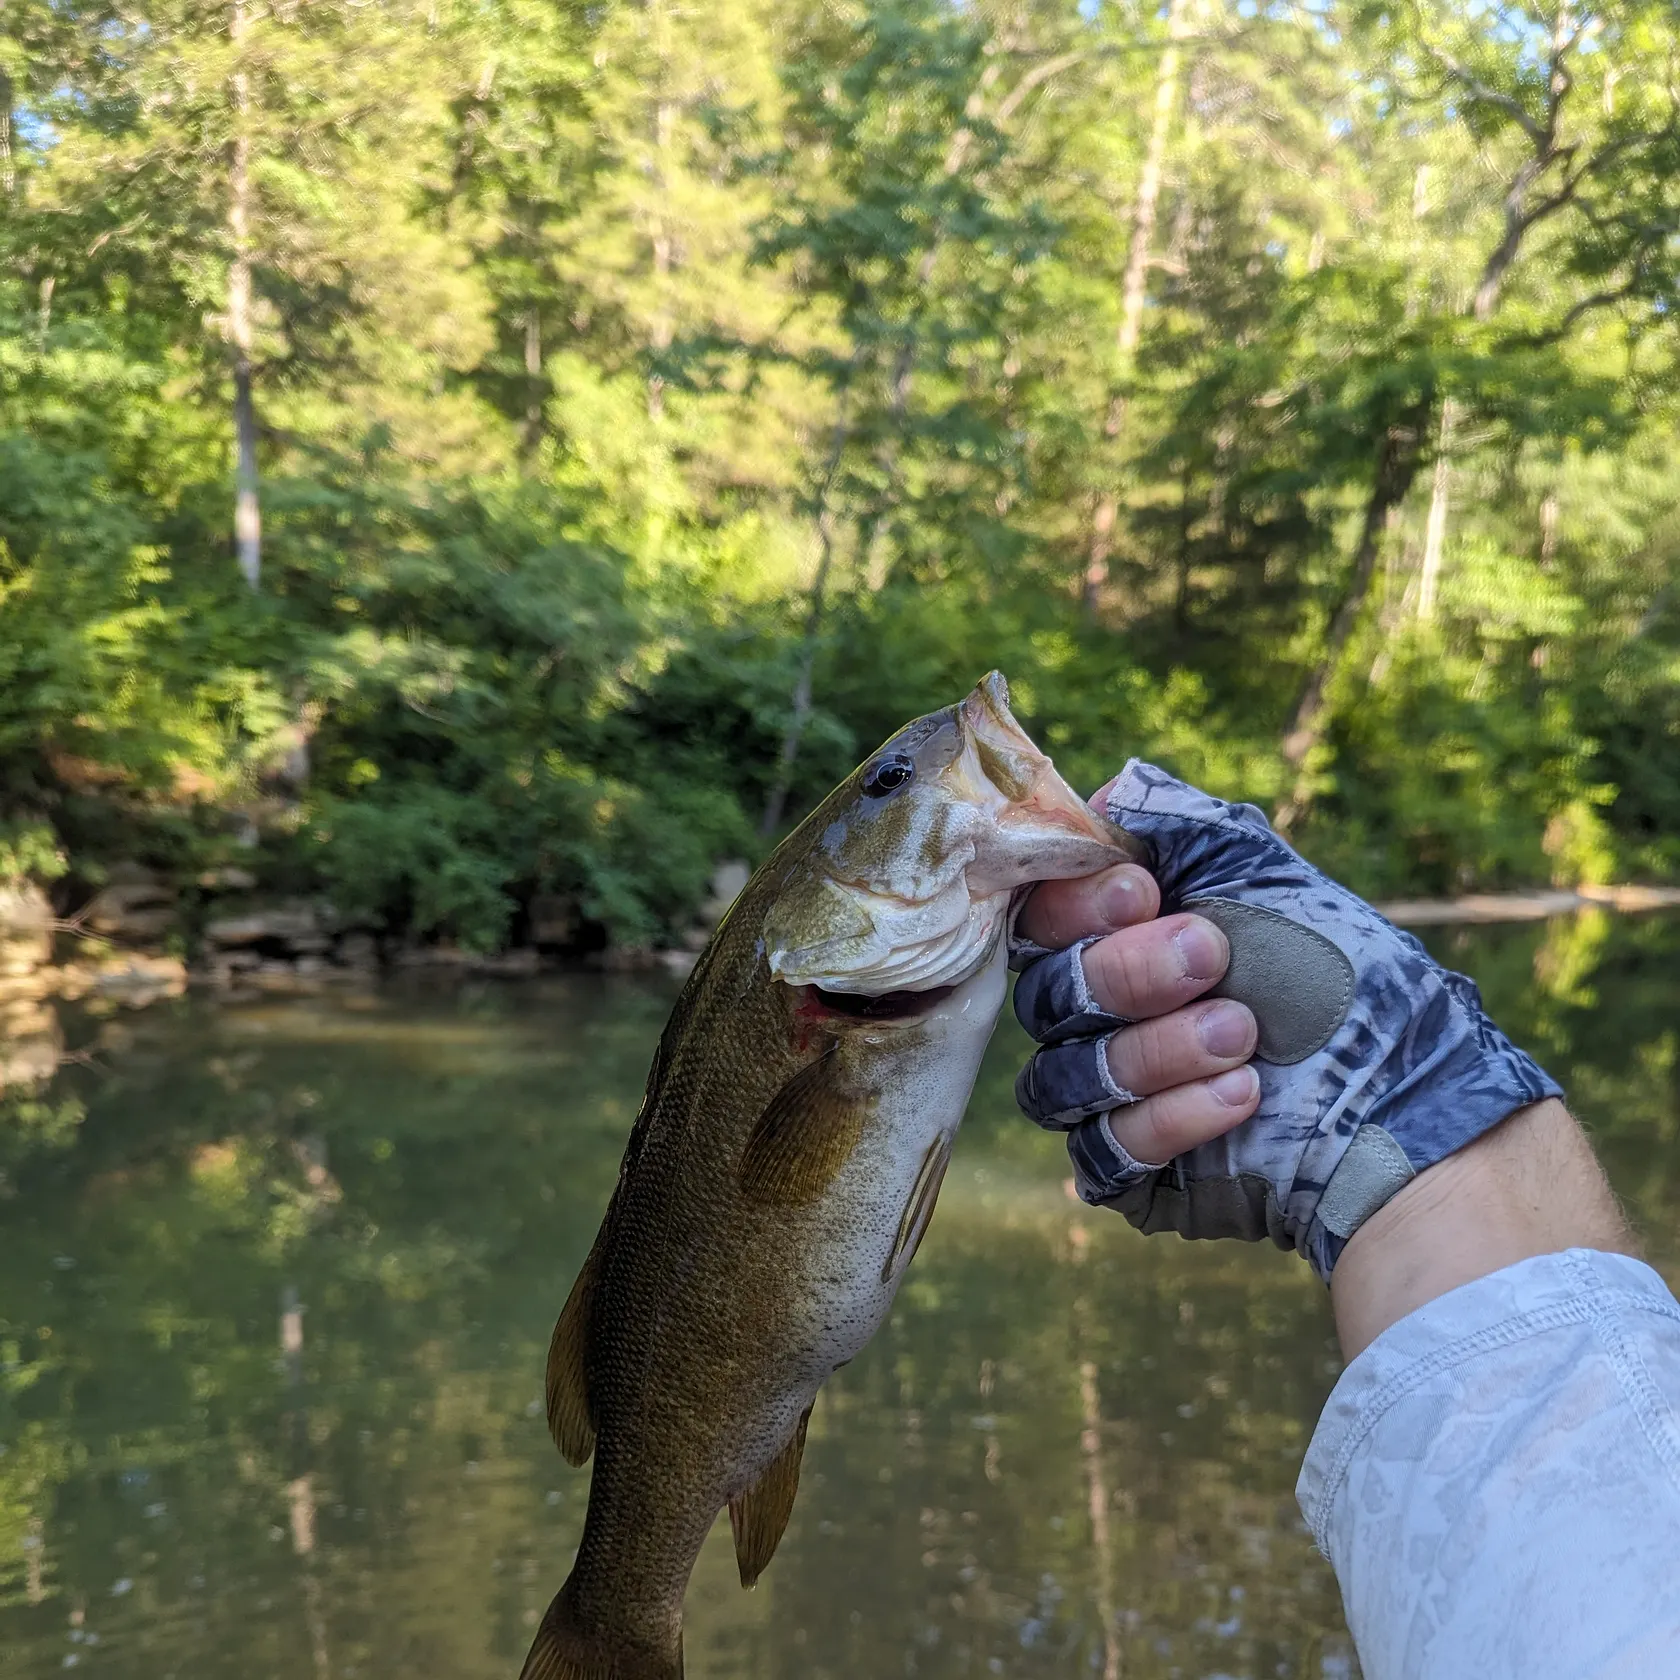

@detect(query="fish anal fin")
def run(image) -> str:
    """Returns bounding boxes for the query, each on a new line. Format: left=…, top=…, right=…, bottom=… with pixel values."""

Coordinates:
left=883, top=1132, right=953, bottom=1283
left=738, top=1048, right=869, bottom=1207
left=546, top=1237, right=603, bottom=1467
left=520, top=1582, right=683, bottom=1680
left=729, top=1408, right=812, bottom=1589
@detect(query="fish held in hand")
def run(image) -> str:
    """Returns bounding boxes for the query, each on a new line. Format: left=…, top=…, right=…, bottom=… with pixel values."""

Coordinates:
left=523, top=672, right=1135, bottom=1680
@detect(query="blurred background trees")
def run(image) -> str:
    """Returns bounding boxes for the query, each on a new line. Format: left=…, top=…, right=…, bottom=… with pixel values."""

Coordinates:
left=3, top=0, right=1679, bottom=952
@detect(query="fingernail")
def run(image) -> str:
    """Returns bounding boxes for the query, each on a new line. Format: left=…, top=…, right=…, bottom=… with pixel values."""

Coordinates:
left=1173, top=917, right=1228, bottom=982
left=1209, top=1066, right=1259, bottom=1107
left=1097, top=866, right=1149, bottom=926
left=1197, top=1000, right=1254, bottom=1059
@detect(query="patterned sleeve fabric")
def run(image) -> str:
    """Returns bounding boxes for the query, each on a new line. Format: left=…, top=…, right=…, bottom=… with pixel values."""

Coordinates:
left=1019, top=760, right=1562, bottom=1279
left=1299, top=1249, right=1680, bottom=1679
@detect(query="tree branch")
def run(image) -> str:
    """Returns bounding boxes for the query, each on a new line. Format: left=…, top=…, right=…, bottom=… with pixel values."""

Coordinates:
left=1417, top=38, right=1546, bottom=145
left=993, top=50, right=1086, bottom=126
left=1508, top=276, right=1645, bottom=349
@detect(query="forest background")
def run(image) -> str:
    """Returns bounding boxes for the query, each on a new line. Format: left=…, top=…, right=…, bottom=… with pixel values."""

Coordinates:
left=3, top=0, right=1680, bottom=957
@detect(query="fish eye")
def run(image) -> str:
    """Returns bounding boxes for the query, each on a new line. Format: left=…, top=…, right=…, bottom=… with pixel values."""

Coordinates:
left=863, top=755, right=914, bottom=798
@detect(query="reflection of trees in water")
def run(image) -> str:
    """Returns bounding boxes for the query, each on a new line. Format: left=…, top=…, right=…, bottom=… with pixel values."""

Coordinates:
left=750, top=1190, right=1348, bottom=1680
left=0, top=980, right=665, bottom=1675
left=0, top=978, right=1351, bottom=1678
left=0, top=922, right=1677, bottom=1676
left=1078, top=1356, right=1120, bottom=1680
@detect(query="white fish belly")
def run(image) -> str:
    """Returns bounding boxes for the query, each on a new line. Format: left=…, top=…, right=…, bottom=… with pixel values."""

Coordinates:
left=792, top=939, right=1008, bottom=1391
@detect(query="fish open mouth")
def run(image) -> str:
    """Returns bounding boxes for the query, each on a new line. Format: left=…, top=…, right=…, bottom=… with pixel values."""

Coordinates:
left=807, top=984, right=957, bottom=1022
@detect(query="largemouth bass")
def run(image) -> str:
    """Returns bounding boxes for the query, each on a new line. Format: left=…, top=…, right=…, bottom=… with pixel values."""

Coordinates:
left=524, top=672, right=1136, bottom=1680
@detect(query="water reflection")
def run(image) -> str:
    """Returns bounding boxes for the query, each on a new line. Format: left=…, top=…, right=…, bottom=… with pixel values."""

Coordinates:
left=1, top=913, right=1676, bottom=1679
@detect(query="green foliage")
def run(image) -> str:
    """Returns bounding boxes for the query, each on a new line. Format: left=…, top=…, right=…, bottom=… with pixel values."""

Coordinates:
left=2, top=0, right=1679, bottom=951
left=0, top=824, right=64, bottom=886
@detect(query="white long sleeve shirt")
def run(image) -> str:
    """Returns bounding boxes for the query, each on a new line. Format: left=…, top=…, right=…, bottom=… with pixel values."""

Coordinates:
left=1298, top=1249, right=1680, bottom=1679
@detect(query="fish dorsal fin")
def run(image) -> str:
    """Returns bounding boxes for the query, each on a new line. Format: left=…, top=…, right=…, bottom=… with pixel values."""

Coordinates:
left=545, top=1236, right=602, bottom=1466
left=883, top=1131, right=953, bottom=1283
left=728, top=1407, right=813, bottom=1588
left=738, top=1046, right=869, bottom=1207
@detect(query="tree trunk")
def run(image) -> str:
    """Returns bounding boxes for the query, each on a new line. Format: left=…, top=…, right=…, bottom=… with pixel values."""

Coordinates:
left=1416, top=397, right=1457, bottom=620
left=759, top=399, right=853, bottom=836
left=1414, top=175, right=1515, bottom=621
left=1273, top=396, right=1432, bottom=834
left=0, top=70, right=14, bottom=199
left=647, top=3, right=674, bottom=424
left=1115, top=11, right=1187, bottom=369
left=648, top=203, right=672, bottom=420
left=229, top=0, right=262, bottom=592
left=522, top=309, right=544, bottom=461
left=758, top=506, right=838, bottom=839
left=1084, top=0, right=1193, bottom=610
left=1538, top=491, right=1559, bottom=565
left=1173, top=463, right=1194, bottom=636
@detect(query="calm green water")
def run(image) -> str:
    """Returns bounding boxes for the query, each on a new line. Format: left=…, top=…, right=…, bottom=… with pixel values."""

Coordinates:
left=2, top=910, right=1677, bottom=1680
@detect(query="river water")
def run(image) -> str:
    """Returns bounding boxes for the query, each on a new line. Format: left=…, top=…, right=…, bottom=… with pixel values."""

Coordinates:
left=2, top=910, right=1676, bottom=1680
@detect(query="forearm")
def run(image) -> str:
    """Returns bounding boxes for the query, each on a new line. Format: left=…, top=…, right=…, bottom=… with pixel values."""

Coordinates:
left=1309, top=1101, right=1680, bottom=1679
left=1329, top=1098, right=1636, bottom=1360
left=1304, top=1242, right=1680, bottom=1679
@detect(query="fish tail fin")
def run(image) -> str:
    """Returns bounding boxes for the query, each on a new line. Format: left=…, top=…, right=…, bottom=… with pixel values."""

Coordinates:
left=519, top=1582, right=683, bottom=1680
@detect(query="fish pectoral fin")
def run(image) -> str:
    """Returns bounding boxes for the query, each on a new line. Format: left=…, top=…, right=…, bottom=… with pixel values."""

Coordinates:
left=738, top=1047, right=869, bottom=1207
left=883, top=1131, right=953, bottom=1283
left=545, top=1236, right=602, bottom=1467
left=728, top=1407, right=812, bottom=1589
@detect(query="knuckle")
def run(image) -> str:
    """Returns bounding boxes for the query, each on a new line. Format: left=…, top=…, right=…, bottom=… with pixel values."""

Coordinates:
left=1139, top=1089, right=1191, bottom=1157
left=1088, top=929, right=1165, bottom=1015
left=1108, top=1018, right=1174, bottom=1096
left=1116, top=1093, right=1178, bottom=1168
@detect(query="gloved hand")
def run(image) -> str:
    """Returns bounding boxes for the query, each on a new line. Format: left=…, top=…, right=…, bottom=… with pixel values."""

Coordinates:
left=1012, top=761, right=1563, bottom=1280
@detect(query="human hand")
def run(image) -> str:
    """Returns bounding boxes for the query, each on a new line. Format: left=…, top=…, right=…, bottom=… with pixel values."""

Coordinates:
left=1012, top=762, right=1562, bottom=1280
left=1011, top=863, right=1263, bottom=1172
